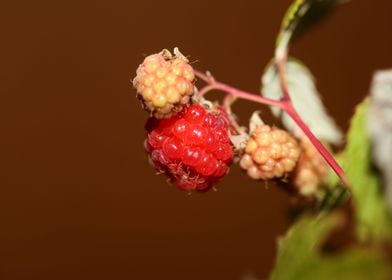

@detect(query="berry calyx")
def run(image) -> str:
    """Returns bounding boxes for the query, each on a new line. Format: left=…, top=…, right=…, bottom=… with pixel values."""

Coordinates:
left=145, top=104, right=233, bottom=191
left=133, top=48, right=195, bottom=119
left=239, top=125, right=300, bottom=180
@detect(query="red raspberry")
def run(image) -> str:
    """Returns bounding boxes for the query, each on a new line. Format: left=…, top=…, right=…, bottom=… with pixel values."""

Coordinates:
left=133, top=48, right=195, bottom=119
left=239, top=125, right=300, bottom=180
left=144, top=104, right=233, bottom=191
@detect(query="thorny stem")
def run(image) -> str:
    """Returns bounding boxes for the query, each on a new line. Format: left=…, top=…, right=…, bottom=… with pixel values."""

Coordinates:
left=194, top=69, right=349, bottom=189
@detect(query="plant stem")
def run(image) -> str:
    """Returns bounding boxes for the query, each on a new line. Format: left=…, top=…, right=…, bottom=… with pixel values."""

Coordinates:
left=285, top=104, right=349, bottom=187
left=195, top=71, right=283, bottom=109
left=275, top=51, right=349, bottom=188
left=194, top=70, right=349, bottom=189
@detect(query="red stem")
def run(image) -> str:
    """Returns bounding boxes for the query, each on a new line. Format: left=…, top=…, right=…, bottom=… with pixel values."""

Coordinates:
left=275, top=54, right=348, bottom=188
left=284, top=104, right=349, bottom=187
left=195, top=73, right=284, bottom=109
left=195, top=70, right=349, bottom=189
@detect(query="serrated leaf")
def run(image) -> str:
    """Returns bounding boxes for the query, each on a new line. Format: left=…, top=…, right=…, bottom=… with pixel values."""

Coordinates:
left=261, top=59, right=342, bottom=144
left=344, top=99, right=392, bottom=241
left=368, top=70, right=392, bottom=214
left=277, top=0, right=346, bottom=52
left=270, top=214, right=392, bottom=280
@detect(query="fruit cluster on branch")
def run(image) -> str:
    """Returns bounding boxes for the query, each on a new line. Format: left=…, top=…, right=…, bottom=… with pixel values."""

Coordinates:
left=132, top=48, right=334, bottom=194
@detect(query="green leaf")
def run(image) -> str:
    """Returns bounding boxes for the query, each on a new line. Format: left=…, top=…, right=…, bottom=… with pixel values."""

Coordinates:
left=270, top=214, right=391, bottom=280
left=276, top=0, right=346, bottom=54
left=343, top=99, right=392, bottom=241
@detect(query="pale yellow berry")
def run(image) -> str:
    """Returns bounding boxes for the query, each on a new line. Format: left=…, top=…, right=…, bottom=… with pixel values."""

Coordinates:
left=176, top=80, right=188, bottom=94
left=165, top=73, right=178, bottom=86
left=133, top=48, right=195, bottom=119
left=270, top=143, right=282, bottom=159
left=156, top=67, right=169, bottom=79
left=183, top=68, right=195, bottom=81
left=143, top=74, right=156, bottom=87
left=282, top=158, right=295, bottom=170
left=274, top=162, right=285, bottom=177
left=240, top=154, right=253, bottom=169
left=261, top=163, right=273, bottom=172
left=256, top=132, right=272, bottom=147
left=289, top=148, right=300, bottom=159
left=271, top=130, right=286, bottom=142
left=153, top=80, right=167, bottom=94
left=247, top=166, right=261, bottom=180
left=245, top=139, right=258, bottom=154
left=171, top=65, right=183, bottom=76
left=166, top=87, right=181, bottom=103
left=152, top=94, right=167, bottom=108
left=253, top=148, right=269, bottom=164
left=239, top=125, right=300, bottom=181
left=144, top=54, right=160, bottom=64
left=281, top=145, right=289, bottom=157
left=145, top=61, right=159, bottom=73
left=142, top=88, right=154, bottom=101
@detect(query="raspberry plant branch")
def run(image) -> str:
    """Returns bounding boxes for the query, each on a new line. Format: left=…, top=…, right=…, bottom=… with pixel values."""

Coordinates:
left=195, top=70, right=284, bottom=108
left=284, top=104, right=348, bottom=187
left=275, top=28, right=349, bottom=188
left=194, top=69, right=349, bottom=188
left=271, top=0, right=349, bottom=188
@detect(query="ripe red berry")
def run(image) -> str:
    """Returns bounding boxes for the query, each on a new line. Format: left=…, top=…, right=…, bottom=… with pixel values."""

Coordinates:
left=144, top=104, right=234, bottom=191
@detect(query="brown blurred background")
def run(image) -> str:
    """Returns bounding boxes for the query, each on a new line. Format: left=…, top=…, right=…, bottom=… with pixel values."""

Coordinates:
left=0, top=0, right=391, bottom=279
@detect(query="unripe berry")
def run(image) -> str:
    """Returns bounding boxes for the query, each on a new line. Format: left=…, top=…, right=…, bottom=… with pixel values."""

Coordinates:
left=133, top=48, right=195, bottom=119
left=145, top=105, right=233, bottom=192
left=239, top=125, right=300, bottom=180
left=292, top=137, right=329, bottom=196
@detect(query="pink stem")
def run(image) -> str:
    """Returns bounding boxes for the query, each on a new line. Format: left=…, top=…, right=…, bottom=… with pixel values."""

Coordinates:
left=275, top=55, right=349, bottom=188
left=194, top=70, right=214, bottom=84
left=285, top=104, right=349, bottom=187
left=194, top=70, right=349, bottom=188
left=196, top=80, right=284, bottom=109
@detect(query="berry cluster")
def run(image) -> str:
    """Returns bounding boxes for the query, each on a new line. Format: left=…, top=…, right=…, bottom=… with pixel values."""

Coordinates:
left=239, top=125, right=300, bottom=180
left=145, top=105, right=233, bottom=191
left=132, top=48, right=334, bottom=195
left=133, top=49, right=195, bottom=119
